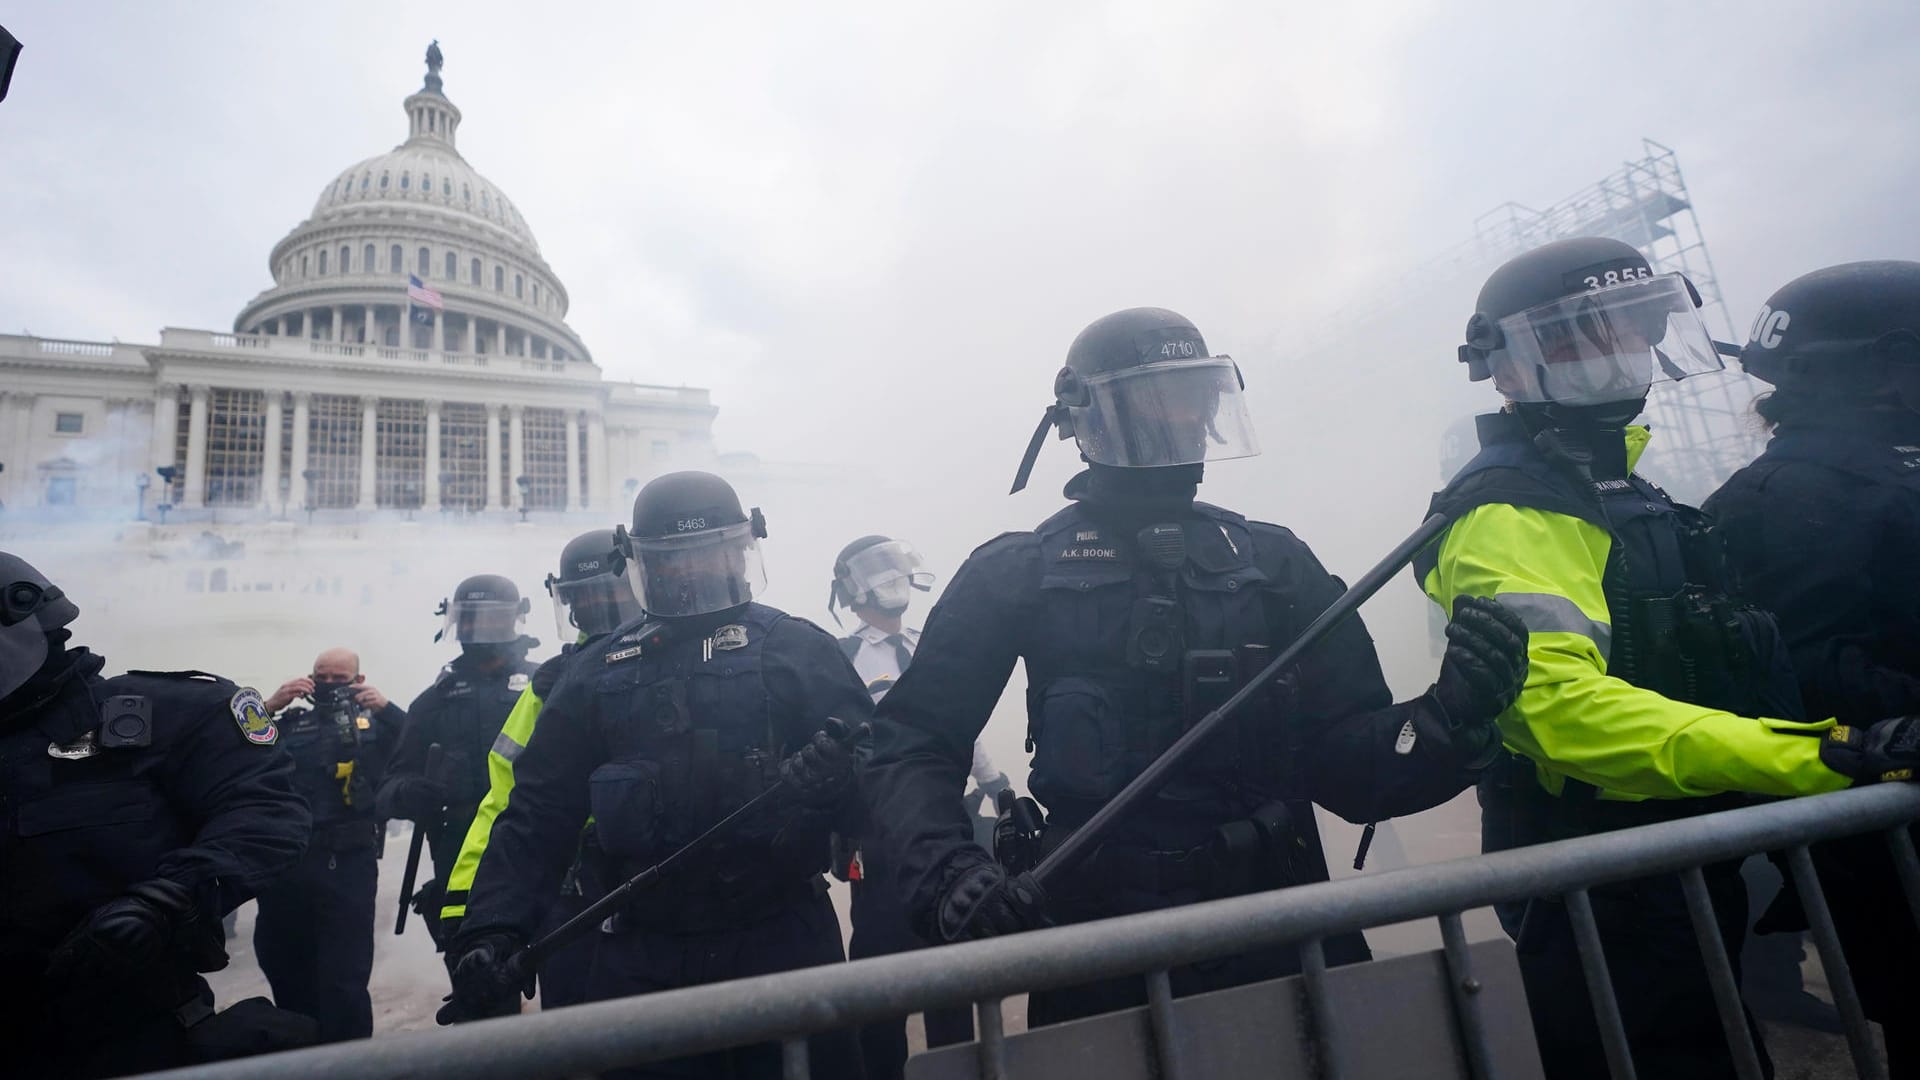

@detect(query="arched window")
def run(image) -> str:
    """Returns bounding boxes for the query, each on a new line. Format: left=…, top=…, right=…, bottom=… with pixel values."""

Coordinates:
left=360, top=172, right=370, bottom=191
left=531, top=283, right=539, bottom=305
left=494, top=266, right=504, bottom=292
left=400, top=172, right=410, bottom=191
left=514, top=274, right=524, bottom=299
left=301, top=254, right=309, bottom=277
left=391, top=244, right=403, bottom=272
left=317, top=249, right=328, bottom=275
left=463, top=183, right=471, bottom=203
left=379, top=172, right=389, bottom=190
left=364, top=243, right=376, bottom=271
left=470, top=258, right=481, bottom=284
left=339, top=245, right=351, bottom=273
left=445, top=251, right=456, bottom=279
left=443, top=177, right=452, bottom=197
left=480, top=192, right=490, bottom=212
left=417, top=247, right=430, bottom=275
left=423, top=173, right=432, bottom=194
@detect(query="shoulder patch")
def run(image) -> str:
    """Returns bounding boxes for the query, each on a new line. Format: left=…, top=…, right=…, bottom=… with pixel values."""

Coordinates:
left=230, top=687, right=279, bottom=745
left=711, top=624, right=749, bottom=651
left=508, top=673, right=531, bottom=692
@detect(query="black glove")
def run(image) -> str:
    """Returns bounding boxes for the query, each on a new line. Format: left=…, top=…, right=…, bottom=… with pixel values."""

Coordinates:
left=931, top=859, right=1049, bottom=943
left=389, top=776, right=449, bottom=822
left=1820, top=716, right=1920, bottom=784
left=45, top=878, right=201, bottom=991
left=1433, top=595, right=1529, bottom=728
left=779, top=719, right=865, bottom=808
left=436, top=931, right=531, bottom=1025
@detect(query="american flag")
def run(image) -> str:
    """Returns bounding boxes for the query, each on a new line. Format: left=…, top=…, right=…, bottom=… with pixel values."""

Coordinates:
left=407, top=274, right=444, bottom=310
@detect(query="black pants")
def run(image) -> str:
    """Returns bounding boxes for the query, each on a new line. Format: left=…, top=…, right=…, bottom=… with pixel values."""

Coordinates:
left=254, top=842, right=379, bottom=1042
left=847, top=875, right=974, bottom=1080
left=1816, top=828, right=1920, bottom=1079
left=585, top=886, right=863, bottom=1079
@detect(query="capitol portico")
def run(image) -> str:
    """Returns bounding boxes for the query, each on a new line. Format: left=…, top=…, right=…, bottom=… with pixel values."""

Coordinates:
left=0, top=45, right=723, bottom=522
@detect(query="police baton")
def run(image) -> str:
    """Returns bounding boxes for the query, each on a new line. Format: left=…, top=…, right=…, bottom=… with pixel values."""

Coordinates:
left=507, top=717, right=864, bottom=979
left=394, top=742, right=444, bottom=935
left=1032, top=512, right=1452, bottom=889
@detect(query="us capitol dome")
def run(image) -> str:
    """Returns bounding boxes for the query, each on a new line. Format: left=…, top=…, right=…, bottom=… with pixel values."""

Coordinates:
left=0, top=43, right=720, bottom=521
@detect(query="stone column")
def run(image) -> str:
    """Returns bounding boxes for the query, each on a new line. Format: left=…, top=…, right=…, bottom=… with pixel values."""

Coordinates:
left=507, top=404, right=526, bottom=509
left=363, top=307, right=377, bottom=345
left=587, top=409, right=609, bottom=512
left=356, top=395, right=379, bottom=511
left=495, top=322, right=506, bottom=356
left=331, top=305, right=344, bottom=343
left=260, top=392, right=283, bottom=513
left=484, top=404, right=503, bottom=511
left=4, top=393, right=33, bottom=508
left=289, top=392, right=311, bottom=511
left=433, top=309, right=446, bottom=353
left=423, top=399, right=442, bottom=512
left=563, top=410, right=582, bottom=512
left=181, top=384, right=210, bottom=509
left=151, top=383, right=180, bottom=476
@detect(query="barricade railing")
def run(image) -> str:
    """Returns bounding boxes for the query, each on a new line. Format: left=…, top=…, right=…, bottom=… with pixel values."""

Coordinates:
left=150, top=783, right=1920, bottom=1080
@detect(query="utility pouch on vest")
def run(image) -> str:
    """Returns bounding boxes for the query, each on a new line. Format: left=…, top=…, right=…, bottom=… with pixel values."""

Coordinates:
left=1181, top=649, right=1237, bottom=729
left=1207, top=800, right=1301, bottom=896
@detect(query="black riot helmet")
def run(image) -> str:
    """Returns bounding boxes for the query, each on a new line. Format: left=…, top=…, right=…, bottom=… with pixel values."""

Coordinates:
left=435, top=573, right=529, bottom=644
left=616, top=471, right=768, bottom=618
left=1461, top=237, right=1728, bottom=408
left=545, top=528, right=644, bottom=642
left=1739, top=261, right=1920, bottom=414
left=828, top=534, right=934, bottom=625
left=0, top=551, right=81, bottom=702
left=1009, top=307, right=1260, bottom=493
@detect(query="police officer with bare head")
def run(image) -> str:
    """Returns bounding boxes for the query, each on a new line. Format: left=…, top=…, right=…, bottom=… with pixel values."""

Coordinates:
left=861, top=308, right=1531, bottom=1028
left=0, top=551, right=315, bottom=1076
left=442, top=472, right=872, bottom=1078
left=377, top=574, right=539, bottom=948
left=1706, top=261, right=1920, bottom=1077
left=251, top=646, right=405, bottom=1042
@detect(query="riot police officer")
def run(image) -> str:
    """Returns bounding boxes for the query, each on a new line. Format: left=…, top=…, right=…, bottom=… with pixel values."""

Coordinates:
left=861, top=308, right=1531, bottom=1029
left=0, top=552, right=315, bottom=1077
left=444, top=473, right=872, bottom=1079
left=377, top=573, right=539, bottom=949
left=438, top=528, right=643, bottom=1008
left=250, top=647, right=404, bottom=1042
left=1422, top=238, right=1920, bottom=1079
left=1705, top=261, right=1920, bottom=1076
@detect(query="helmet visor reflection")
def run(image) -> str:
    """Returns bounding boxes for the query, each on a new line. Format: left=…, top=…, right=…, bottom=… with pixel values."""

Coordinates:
left=1068, top=358, right=1260, bottom=468
left=1485, top=274, right=1724, bottom=405
left=441, top=599, right=526, bottom=645
left=629, top=522, right=766, bottom=618
left=840, top=540, right=933, bottom=599
left=551, top=571, right=644, bottom=641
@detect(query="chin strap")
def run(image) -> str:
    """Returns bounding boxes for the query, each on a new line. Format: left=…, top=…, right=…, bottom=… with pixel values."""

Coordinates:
left=1009, top=406, right=1066, bottom=495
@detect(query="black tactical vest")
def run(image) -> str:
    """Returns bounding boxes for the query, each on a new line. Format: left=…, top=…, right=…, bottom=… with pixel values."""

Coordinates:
left=1416, top=413, right=1803, bottom=722
left=586, top=604, right=822, bottom=888
left=1023, top=500, right=1298, bottom=822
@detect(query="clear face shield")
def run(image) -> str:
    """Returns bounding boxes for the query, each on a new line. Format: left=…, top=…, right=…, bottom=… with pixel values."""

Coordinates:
left=1068, top=357, right=1261, bottom=468
left=1478, top=274, right=1725, bottom=406
left=628, top=522, right=766, bottom=618
left=549, top=569, right=645, bottom=641
left=437, top=598, right=528, bottom=645
left=841, top=540, right=935, bottom=613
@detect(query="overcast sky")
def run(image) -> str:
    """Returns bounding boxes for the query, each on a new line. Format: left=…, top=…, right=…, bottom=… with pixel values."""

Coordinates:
left=3, top=1, right=1918, bottom=677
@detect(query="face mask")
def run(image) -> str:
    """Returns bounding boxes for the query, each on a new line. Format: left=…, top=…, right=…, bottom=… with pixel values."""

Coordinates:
left=866, top=577, right=914, bottom=615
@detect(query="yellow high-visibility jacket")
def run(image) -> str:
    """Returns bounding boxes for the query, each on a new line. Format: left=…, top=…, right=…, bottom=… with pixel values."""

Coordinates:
left=1419, top=420, right=1848, bottom=802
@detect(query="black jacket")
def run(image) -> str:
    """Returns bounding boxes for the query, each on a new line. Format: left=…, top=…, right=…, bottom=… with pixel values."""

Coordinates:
left=1704, top=415, right=1920, bottom=721
left=864, top=474, right=1486, bottom=932
left=456, top=605, right=872, bottom=944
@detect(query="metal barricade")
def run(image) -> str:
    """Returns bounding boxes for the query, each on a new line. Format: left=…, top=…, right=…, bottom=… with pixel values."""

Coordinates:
left=149, top=783, right=1920, bottom=1080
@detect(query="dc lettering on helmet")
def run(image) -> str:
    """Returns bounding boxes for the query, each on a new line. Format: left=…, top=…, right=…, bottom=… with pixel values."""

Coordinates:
left=1748, top=305, right=1791, bottom=349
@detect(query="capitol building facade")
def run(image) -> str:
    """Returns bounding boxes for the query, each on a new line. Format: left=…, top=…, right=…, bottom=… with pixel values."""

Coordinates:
left=0, top=47, right=721, bottom=523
